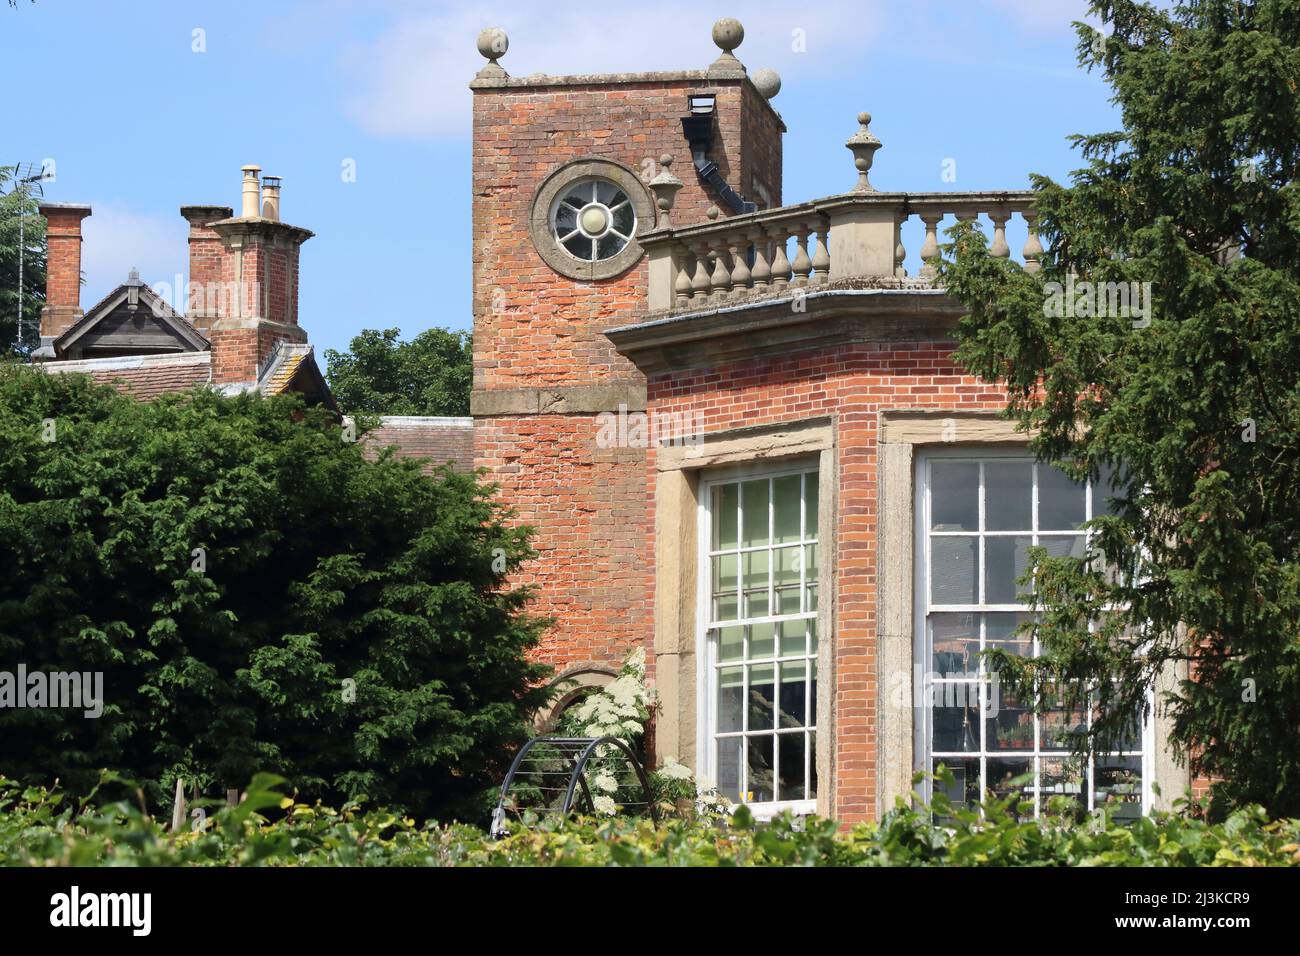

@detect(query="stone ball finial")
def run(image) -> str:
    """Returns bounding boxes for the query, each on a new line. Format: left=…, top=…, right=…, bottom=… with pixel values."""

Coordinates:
left=712, top=18, right=744, bottom=52
left=752, top=68, right=781, bottom=100
left=477, top=26, right=509, bottom=63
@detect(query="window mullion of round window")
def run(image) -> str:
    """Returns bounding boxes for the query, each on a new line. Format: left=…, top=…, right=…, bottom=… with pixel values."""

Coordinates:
left=552, top=177, right=634, bottom=263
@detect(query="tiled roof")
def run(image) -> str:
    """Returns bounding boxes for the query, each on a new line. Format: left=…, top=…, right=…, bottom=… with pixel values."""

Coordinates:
left=360, top=416, right=475, bottom=473
left=37, top=352, right=212, bottom=399
left=259, top=344, right=311, bottom=396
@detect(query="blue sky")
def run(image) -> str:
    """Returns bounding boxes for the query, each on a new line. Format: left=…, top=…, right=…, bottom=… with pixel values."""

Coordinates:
left=2, top=0, right=1116, bottom=367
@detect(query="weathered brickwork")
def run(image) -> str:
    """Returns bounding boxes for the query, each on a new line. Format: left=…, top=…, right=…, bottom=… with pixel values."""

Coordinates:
left=471, top=72, right=783, bottom=682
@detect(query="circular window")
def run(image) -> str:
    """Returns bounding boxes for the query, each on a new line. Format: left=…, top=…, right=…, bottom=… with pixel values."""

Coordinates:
left=551, top=178, right=637, bottom=262
left=530, top=159, right=654, bottom=281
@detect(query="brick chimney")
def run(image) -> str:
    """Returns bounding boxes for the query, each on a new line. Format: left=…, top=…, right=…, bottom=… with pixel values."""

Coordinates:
left=179, top=204, right=234, bottom=336
left=192, top=166, right=313, bottom=387
left=38, top=202, right=92, bottom=344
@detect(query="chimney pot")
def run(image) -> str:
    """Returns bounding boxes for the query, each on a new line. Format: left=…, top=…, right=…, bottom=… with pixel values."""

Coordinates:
left=261, top=176, right=282, bottom=221
left=241, top=164, right=262, bottom=217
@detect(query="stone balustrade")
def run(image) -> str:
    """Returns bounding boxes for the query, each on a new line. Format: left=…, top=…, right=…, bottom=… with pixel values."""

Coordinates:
left=640, top=190, right=1040, bottom=315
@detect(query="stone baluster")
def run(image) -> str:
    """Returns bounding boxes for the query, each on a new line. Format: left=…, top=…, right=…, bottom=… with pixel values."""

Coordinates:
left=728, top=235, right=751, bottom=298
left=770, top=229, right=791, bottom=291
left=989, top=211, right=1010, bottom=258
left=749, top=227, right=771, bottom=292
left=675, top=247, right=694, bottom=309
left=709, top=237, right=732, bottom=301
left=893, top=218, right=907, bottom=278
left=691, top=241, right=712, bottom=300
left=919, top=214, right=942, bottom=279
left=1021, top=210, right=1043, bottom=273
left=791, top=226, right=813, bottom=287
left=810, top=220, right=830, bottom=285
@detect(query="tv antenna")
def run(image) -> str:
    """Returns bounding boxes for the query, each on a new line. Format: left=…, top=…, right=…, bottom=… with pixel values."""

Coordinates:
left=6, top=161, right=52, bottom=352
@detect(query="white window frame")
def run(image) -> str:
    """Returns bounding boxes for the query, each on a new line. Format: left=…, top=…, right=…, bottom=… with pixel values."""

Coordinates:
left=912, top=446, right=1154, bottom=818
left=696, top=460, right=819, bottom=819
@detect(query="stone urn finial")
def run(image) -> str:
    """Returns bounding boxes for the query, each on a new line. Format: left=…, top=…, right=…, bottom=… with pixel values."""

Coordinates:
left=648, top=155, right=684, bottom=228
left=846, top=112, right=882, bottom=192
left=476, top=27, right=509, bottom=78
left=708, top=18, right=746, bottom=76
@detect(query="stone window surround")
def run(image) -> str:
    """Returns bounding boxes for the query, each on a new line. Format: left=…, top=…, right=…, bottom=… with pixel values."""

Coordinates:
left=876, top=410, right=1190, bottom=817
left=652, top=417, right=836, bottom=818
left=529, top=158, right=656, bottom=282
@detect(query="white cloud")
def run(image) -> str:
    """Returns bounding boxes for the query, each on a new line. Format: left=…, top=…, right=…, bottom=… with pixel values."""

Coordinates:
left=79, top=203, right=187, bottom=310
left=339, top=0, right=883, bottom=140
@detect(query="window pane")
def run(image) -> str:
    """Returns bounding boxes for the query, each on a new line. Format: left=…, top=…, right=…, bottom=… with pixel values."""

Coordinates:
left=742, top=550, right=769, bottom=617
left=712, top=552, right=737, bottom=592
left=1039, top=465, right=1086, bottom=529
left=808, top=731, right=818, bottom=799
left=712, top=591, right=737, bottom=622
left=986, top=685, right=1034, bottom=751
left=554, top=204, right=577, bottom=233
left=1095, top=755, right=1143, bottom=820
left=1039, top=756, right=1087, bottom=817
left=932, top=682, right=981, bottom=752
left=717, top=666, right=743, bottom=733
left=985, top=612, right=1032, bottom=659
left=749, top=622, right=775, bottom=659
left=1039, top=534, right=1086, bottom=563
left=1039, top=683, right=1087, bottom=751
left=804, top=475, right=818, bottom=538
left=748, top=664, right=775, bottom=731
left=741, top=479, right=769, bottom=547
left=808, top=618, right=818, bottom=654
left=778, top=733, right=806, bottom=801
left=746, top=737, right=774, bottom=803
left=717, top=625, right=744, bottom=662
left=931, top=536, right=978, bottom=604
left=612, top=202, right=634, bottom=235
left=717, top=737, right=741, bottom=801
left=562, top=234, right=593, bottom=259
left=772, top=475, right=802, bottom=543
left=933, top=757, right=980, bottom=812
left=714, top=483, right=738, bottom=549
left=779, top=620, right=806, bottom=657
left=930, top=612, right=979, bottom=674
left=778, top=661, right=806, bottom=728
left=596, top=233, right=624, bottom=259
left=984, top=461, right=1032, bottom=530
left=931, top=461, right=979, bottom=531
left=985, top=535, right=1032, bottom=604
left=987, top=757, right=1034, bottom=816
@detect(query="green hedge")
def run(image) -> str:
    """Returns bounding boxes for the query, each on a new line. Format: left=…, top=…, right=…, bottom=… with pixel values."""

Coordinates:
left=4, top=773, right=1298, bottom=867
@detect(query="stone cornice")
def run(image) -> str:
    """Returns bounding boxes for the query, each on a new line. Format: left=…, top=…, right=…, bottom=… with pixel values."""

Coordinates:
left=605, top=288, right=965, bottom=375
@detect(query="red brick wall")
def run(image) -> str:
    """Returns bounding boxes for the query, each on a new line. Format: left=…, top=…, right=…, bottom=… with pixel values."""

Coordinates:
left=471, top=74, right=784, bottom=678
left=648, top=340, right=1012, bottom=823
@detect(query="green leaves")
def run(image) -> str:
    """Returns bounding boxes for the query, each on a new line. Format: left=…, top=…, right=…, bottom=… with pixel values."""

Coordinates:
left=0, top=365, right=549, bottom=821
left=3, top=773, right=1297, bottom=866
left=940, top=0, right=1300, bottom=819
left=324, top=327, right=472, bottom=417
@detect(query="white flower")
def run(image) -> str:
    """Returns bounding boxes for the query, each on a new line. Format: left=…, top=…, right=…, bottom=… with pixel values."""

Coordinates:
left=657, top=758, right=694, bottom=781
left=594, top=773, right=618, bottom=793
left=592, top=795, right=617, bottom=815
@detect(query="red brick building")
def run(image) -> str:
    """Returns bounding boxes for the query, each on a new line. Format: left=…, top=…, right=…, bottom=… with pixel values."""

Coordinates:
left=470, top=19, right=1187, bottom=823
left=33, top=174, right=472, bottom=471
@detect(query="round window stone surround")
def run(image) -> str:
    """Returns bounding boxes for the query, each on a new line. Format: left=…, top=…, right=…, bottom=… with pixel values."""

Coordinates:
left=529, top=158, right=655, bottom=281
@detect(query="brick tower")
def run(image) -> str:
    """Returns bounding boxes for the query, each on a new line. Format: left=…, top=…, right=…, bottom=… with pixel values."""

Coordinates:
left=468, top=20, right=784, bottom=695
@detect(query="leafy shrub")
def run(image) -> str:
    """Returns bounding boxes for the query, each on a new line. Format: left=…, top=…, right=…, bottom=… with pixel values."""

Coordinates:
left=0, top=366, right=550, bottom=820
left=2, top=772, right=1297, bottom=867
